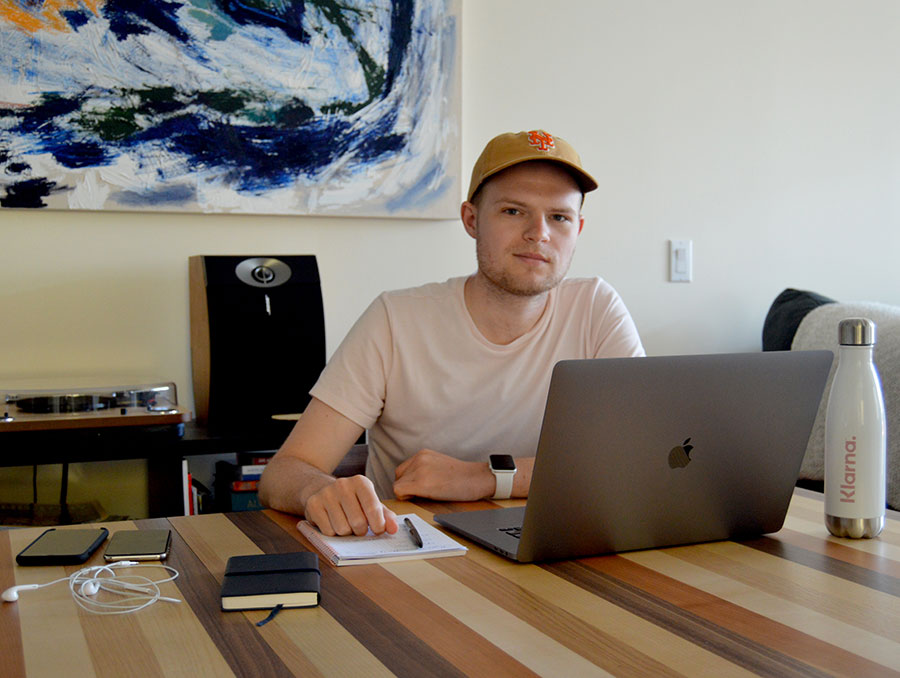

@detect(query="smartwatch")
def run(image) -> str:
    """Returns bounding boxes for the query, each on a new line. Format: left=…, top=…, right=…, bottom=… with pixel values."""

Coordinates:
left=489, top=454, right=517, bottom=499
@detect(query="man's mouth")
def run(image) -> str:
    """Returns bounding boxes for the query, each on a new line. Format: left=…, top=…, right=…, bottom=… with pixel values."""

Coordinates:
left=514, top=251, right=551, bottom=263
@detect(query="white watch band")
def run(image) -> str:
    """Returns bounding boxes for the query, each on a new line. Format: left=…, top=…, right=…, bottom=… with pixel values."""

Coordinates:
left=491, top=470, right=515, bottom=499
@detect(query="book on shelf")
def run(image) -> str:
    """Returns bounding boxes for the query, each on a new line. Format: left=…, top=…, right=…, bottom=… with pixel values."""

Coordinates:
left=297, top=513, right=467, bottom=566
left=237, top=453, right=275, bottom=466
left=230, top=492, right=262, bottom=511
left=192, top=482, right=200, bottom=515
left=182, top=459, right=191, bottom=516
left=221, top=552, right=320, bottom=611
left=214, top=460, right=256, bottom=512
left=231, top=480, right=259, bottom=492
left=237, top=464, right=267, bottom=480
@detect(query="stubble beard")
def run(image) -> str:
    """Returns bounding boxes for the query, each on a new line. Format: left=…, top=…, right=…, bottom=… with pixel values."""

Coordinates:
left=475, top=241, right=570, bottom=298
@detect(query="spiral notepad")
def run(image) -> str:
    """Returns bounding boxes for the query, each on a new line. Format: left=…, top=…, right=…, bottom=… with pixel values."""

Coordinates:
left=297, top=513, right=467, bottom=566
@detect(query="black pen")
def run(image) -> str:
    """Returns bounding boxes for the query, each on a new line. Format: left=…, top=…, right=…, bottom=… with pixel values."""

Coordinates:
left=404, top=517, right=424, bottom=548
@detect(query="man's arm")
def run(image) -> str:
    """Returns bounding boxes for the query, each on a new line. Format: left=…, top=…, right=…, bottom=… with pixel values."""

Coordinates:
left=393, top=449, right=535, bottom=500
left=257, top=397, right=398, bottom=536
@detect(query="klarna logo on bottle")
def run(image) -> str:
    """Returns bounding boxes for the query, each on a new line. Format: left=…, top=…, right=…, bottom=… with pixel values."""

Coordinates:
left=840, top=436, right=857, bottom=503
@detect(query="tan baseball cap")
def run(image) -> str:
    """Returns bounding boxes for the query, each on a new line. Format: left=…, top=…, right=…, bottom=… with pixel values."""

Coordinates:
left=466, top=130, right=598, bottom=202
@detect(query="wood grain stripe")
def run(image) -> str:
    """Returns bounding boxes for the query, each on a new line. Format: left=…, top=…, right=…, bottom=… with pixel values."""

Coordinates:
left=169, top=513, right=262, bottom=577
left=786, top=493, right=900, bottom=549
left=549, top=557, right=833, bottom=678
left=173, top=513, right=389, bottom=678
left=431, top=554, right=683, bottom=677
left=340, top=560, right=539, bottom=678
left=381, top=557, right=616, bottom=677
left=5, top=527, right=98, bottom=678
left=740, top=535, right=900, bottom=595
left=80, top=607, right=167, bottom=677
left=242, top=617, right=325, bottom=678
left=413, top=499, right=500, bottom=515
left=769, top=528, right=900, bottom=579
left=262, top=605, right=393, bottom=678
left=158, top=516, right=291, bottom=677
left=67, top=524, right=168, bottom=677
left=679, top=541, right=900, bottom=641
left=783, top=514, right=900, bottom=562
left=438, top=533, right=756, bottom=678
left=0, top=530, right=28, bottom=678
left=610, top=549, right=899, bottom=678
left=321, top=504, right=737, bottom=676
left=241, top=510, right=467, bottom=678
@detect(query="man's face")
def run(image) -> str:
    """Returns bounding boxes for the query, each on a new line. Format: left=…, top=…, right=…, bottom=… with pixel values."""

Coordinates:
left=463, top=161, right=584, bottom=297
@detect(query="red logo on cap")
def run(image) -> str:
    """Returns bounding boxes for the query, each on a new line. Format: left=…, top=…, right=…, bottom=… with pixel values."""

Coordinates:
left=527, top=130, right=554, bottom=151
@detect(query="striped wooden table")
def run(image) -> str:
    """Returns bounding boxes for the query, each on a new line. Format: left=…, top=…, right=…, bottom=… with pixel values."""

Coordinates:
left=1, top=489, right=897, bottom=677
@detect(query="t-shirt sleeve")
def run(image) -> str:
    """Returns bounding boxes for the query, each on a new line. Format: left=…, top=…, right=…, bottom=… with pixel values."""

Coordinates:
left=590, top=281, right=646, bottom=358
left=309, top=295, right=394, bottom=430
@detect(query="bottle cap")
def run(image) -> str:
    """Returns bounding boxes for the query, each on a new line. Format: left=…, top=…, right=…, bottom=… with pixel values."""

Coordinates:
left=838, top=317, right=876, bottom=346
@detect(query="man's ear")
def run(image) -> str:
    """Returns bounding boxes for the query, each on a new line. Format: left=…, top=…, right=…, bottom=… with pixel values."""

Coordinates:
left=461, top=201, right=478, bottom=239
left=578, top=216, right=584, bottom=235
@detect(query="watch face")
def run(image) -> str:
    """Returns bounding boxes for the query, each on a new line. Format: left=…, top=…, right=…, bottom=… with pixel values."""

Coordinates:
left=490, top=454, right=516, bottom=471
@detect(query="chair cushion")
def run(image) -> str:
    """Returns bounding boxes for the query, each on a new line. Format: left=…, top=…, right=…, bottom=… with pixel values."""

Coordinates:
left=762, top=288, right=835, bottom=351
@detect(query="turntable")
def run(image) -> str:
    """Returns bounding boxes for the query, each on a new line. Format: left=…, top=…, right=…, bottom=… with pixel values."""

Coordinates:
left=1, top=381, right=191, bottom=433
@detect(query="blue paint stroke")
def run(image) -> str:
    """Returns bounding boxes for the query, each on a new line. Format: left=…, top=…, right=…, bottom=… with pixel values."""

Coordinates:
left=114, top=183, right=196, bottom=206
left=0, top=178, right=62, bottom=208
left=104, top=0, right=192, bottom=44
left=2, top=94, right=115, bottom=169
left=386, top=161, right=451, bottom=212
left=0, top=0, right=444, bottom=212
left=385, top=0, right=413, bottom=94
left=61, top=10, right=92, bottom=30
left=215, top=0, right=308, bottom=43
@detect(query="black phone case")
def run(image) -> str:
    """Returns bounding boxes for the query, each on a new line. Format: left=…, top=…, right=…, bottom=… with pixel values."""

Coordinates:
left=15, top=527, right=109, bottom=566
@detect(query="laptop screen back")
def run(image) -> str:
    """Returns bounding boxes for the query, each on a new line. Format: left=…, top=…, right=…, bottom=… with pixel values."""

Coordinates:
left=514, top=351, right=833, bottom=562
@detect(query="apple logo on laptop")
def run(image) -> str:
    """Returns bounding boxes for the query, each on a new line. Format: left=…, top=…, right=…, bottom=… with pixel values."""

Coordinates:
left=668, top=438, right=694, bottom=469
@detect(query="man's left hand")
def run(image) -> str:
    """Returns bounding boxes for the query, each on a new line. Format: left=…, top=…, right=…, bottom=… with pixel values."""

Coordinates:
left=393, top=449, right=495, bottom=501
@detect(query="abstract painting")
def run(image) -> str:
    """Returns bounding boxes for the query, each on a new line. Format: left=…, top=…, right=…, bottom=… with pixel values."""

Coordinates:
left=0, top=1, right=460, bottom=218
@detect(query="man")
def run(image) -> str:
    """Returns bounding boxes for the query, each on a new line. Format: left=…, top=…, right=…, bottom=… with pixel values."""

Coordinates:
left=259, top=130, right=644, bottom=536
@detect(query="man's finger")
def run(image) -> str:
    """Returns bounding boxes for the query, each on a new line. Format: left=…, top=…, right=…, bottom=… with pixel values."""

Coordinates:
left=382, top=508, right=399, bottom=534
left=358, top=490, right=390, bottom=535
left=321, top=498, right=354, bottom=536
left=392, top=475, right=416, bottom=501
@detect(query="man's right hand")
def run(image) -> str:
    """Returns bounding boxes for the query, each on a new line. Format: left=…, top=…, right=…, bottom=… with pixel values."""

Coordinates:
left=258, top=398, right=396, bottom=536
left=303, top=474, right=399, bottom=537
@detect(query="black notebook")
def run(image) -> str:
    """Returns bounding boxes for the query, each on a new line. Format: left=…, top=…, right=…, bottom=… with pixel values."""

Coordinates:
left=220, top=552, right=320, bottom=611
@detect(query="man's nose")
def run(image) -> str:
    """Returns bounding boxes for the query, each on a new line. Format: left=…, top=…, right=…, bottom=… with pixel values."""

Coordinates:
left=523, top=214, right=550, bottom=241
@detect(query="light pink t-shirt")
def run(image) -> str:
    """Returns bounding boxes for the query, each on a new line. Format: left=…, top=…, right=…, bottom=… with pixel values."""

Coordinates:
left=311, top=276, right=645, bottom=498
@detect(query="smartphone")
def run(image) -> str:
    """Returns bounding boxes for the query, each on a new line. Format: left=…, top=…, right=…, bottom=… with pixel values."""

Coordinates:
left=16, top=527, right=109, bottom=566
left=103, top=529, right=171, bottom=561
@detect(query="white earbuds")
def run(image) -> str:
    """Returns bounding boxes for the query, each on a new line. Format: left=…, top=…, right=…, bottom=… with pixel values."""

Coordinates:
left=3, top=561, right=180, bottom=614
left=80, top=580, right=101, bottom=596
left=2, top=584, right=40, bottom=602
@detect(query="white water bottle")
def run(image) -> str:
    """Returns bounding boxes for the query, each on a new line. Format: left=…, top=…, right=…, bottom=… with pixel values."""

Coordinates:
left=824, top=318, right=886, bottom=538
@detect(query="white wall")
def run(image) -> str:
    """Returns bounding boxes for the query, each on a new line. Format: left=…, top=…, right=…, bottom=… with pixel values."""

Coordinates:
left=465, top=0, right=900, bottom=353
left=2, top=0, right=899, bottom=517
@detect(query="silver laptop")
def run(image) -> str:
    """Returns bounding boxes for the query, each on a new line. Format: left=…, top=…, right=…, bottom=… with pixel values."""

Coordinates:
left=435, top=351, right=833, bottom=562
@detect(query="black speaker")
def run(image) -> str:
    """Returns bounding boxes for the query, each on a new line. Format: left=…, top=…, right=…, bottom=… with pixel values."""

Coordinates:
left=189, top=255, right=325, bottom=436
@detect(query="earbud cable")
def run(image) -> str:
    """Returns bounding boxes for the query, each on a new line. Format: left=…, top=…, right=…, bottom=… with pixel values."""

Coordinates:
left=68, top=563, right=181, bottom=615
left=3, top=562, right=181, bottom=614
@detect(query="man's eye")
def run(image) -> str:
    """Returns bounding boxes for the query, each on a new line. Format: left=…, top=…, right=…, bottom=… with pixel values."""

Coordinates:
left=503, top=208, right=520, bottom=215
left=552, top=214, right=571, bottom=222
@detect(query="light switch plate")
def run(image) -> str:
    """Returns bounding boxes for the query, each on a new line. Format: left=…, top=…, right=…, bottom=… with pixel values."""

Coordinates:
left=669, top=239, right=692, bottom=282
